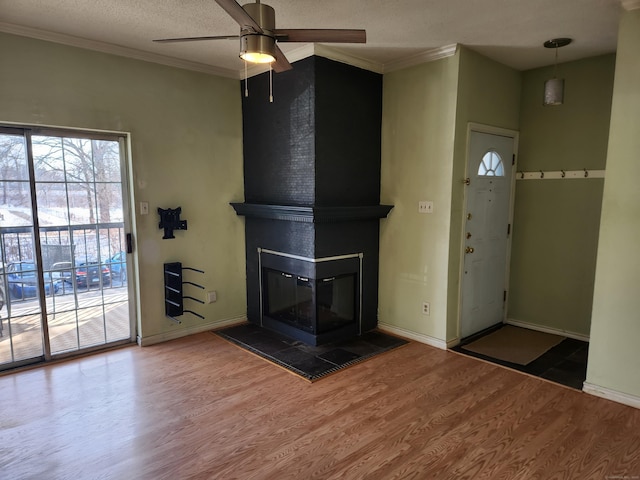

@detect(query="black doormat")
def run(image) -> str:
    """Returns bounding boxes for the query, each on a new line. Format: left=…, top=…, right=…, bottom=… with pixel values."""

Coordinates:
left=214, top=323, right=408, bottom=382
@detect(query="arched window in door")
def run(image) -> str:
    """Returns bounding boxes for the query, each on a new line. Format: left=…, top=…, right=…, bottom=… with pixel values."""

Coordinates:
left=478, top=150, right=505, bottom=176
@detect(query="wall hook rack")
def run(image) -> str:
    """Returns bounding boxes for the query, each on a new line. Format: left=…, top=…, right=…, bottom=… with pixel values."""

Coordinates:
left=515, top=169, right=605, bottom=180
left=164, top=262, right=205, bottom=323
left=158, top=207, right=188, bottom=239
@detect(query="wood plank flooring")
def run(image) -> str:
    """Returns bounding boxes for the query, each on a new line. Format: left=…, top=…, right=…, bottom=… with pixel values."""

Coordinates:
left=1, top=332, right=639, bottom=479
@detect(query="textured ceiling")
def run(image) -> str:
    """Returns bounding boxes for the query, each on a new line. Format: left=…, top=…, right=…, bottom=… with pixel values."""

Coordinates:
left=0, top=0, right=627, bottom=78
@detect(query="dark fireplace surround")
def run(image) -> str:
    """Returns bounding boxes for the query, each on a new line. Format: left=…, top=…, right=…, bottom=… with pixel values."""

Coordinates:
left=232, top=56, right=392, bottom=345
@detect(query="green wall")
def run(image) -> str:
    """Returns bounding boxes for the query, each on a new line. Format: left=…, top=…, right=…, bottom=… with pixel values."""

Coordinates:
left=378, top=52, right=460, bottom=342
left=0, top=33, right=247, bottom=343
left=508, top=54, right=615, bottom=337
left=379, top=47, right=521, bottom=344
left=448, top=47, right=521, bottom=341
left=587, top=9, right=640, bottom=398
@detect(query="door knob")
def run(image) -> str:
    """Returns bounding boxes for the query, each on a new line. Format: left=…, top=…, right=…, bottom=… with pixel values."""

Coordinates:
left=465, top=246, right=475, bottom=254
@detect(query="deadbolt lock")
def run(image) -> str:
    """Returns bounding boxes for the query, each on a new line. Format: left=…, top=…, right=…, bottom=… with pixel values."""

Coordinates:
left=465, top=246, right=475, bottom=254
left=466, top=232, right=472, bottom=239
left=464, top=178, right=471, bottom=186
left=467, top=213, right=472, bottom=220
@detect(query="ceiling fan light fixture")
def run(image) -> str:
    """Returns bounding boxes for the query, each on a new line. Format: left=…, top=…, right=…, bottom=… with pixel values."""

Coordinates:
left=240, top=34, right=276, bottom=63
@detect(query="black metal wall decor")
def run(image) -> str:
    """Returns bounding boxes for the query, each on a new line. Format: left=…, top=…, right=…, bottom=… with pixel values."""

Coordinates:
left=158, top=207, right=188, bottom=239
left=163, top=262, right=205, bottom=323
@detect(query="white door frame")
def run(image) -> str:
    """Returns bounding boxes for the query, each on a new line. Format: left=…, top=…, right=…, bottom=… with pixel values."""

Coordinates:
left=457, top=123, right=519, bottom=340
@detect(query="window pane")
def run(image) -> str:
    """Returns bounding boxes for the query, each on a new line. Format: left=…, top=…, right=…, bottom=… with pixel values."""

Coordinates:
left=0, top=134, right=29, bottom=180
left=64, top=138, right=95, bottom=184
left=478, top=150, right=505, bottom=177
left=93, top=140, right=122, bottom=182
left=33, top=136, right=66, bottom=182
left=0, top=181, right=33, bottom=227
left=36, top=183, right=69, bottom=226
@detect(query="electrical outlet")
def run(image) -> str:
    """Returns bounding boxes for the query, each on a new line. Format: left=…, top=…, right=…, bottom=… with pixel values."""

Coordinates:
left=422, top=302, right=430, bottom=316
left=418, top=201, right=434, bottom=214
left=206, top=290, right=217, bottom=303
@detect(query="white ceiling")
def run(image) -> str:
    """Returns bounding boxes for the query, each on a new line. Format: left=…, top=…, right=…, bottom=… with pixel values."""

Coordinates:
left=0, top=0, right=631, bottom=79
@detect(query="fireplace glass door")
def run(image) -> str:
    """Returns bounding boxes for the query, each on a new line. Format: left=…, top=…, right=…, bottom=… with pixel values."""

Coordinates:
left=263, top=268, right=356, bottom=335
left=316, top=275, right=355, bottom=333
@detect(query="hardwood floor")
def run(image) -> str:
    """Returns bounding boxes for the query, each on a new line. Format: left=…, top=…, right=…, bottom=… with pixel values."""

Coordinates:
left=1, top=332, right=639, bottom=480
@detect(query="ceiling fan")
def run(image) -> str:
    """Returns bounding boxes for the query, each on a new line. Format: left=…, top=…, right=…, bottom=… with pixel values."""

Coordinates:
left=153, top=0, right=366, bottom=73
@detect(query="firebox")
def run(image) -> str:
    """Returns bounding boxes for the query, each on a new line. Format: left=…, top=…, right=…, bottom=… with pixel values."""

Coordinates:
left=259, top=249, right=361, bottom=345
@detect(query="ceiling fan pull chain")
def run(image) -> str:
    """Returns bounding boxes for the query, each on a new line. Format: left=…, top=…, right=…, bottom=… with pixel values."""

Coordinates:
left=269, top=63, right=274, bottom=103
left=244, top=60, right=249, bottom=97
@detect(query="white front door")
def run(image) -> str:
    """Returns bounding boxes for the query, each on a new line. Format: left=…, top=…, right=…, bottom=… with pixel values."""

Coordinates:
left=460, top=130, right=516, bottom=338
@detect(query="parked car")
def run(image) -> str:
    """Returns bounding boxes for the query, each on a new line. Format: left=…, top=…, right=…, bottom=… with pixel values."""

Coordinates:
left=50, top=260, right=112, bottom=289
left=75, top=260, right=111, bottom=288
left=6, top=261, right=60, bottom=299
left=51, top=261, right=74, bottom=283
left=105, top=251, right=127, bottom=282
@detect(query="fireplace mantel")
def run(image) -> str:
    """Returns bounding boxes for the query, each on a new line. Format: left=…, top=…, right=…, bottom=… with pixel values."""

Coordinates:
left=231, top=203, right=393, bottom=223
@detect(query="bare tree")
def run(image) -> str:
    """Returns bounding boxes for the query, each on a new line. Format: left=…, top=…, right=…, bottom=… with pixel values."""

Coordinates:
left=32, top=136, right=121, bottom=224
left=0, top=135, right=28, bottom=205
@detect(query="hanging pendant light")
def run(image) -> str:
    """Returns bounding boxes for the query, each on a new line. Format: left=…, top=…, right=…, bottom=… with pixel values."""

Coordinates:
left=543, top=38, right=572, bottom=106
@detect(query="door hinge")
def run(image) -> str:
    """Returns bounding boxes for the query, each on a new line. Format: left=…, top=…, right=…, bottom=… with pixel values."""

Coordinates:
left=504, top=290, right=507, bottom=302
left=507, top=223, right=511, bottom=236
left=512, top=154, right=516, bottom=165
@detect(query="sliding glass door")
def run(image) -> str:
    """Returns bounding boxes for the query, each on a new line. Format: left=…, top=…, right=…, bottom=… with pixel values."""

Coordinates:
left=0, top=126, right=133, bottom=369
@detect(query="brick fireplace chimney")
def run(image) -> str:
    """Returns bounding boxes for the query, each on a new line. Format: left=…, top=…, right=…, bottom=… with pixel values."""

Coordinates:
left=232, top=56, right=392, bottom=345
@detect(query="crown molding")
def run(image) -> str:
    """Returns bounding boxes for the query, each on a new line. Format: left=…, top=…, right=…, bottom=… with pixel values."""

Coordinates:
left=313, top=44, right=385, bottom=73
left=621, top=0, right=640, bottom=11
left=383, top=44, right=459, bottom=73
left=0, top=22, right=238, bottom=79
left=1, top=21, right=458, bottom=80
left=239, top=44, right=386, bottom=78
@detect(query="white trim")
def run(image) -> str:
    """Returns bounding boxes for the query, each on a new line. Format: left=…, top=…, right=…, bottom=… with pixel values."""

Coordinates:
left=314, top=44, right=384, bottom=73
left=516, top=170, right=605, bottom=180
left=621, top=0, right=640, bottom=11
left=383, top=44, right=458, bottom=73
left=137, top=315, right=246, bottom=347
left=467, top=123, right=520, bottom=138
left=583, top=382, right=640, bottom=409
left=260, top=247, right=361, bottom=263
left=0, top=23, right=456, bottom=78
left=377, top=322, right=449, bottom=350
left=279, top=44, right=458, bottom=75
left=506, top=318, right=590, bottom=342
left=0, top=21, right=238, bottom=79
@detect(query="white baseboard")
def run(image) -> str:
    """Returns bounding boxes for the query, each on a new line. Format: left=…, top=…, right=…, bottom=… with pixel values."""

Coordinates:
left=137, top=315, right=247, bottom=347
left=378, top=322, right=449, bottom=350
left=506, top=318, right=590, bottom=342
left=583, top=382, right=640, bottom=410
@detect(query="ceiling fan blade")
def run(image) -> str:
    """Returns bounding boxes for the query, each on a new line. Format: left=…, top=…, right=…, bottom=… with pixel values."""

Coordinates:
left=215, top=0, right=263, bottom=33
left=274, top=29, right=366, bottom=43
left=272, top=44, right=293, bottom=73
left=153, top=35, right=239, bottom=43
